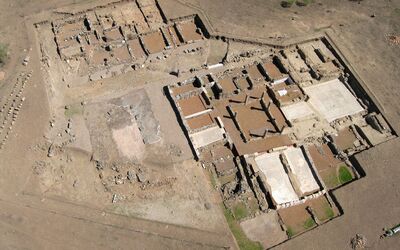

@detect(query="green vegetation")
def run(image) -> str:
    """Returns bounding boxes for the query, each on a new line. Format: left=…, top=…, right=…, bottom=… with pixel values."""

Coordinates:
left=393, top=8, right=400, bottom=16
left=286, top=227, right=295, bottom=238
left=322, top=166, right=353, bottom=188
left=323, top=172, right=340, bottom=188
left=314, top=202, right=335, bottom=222
left=338, top=165, right=353, bottom=184
left=223, top=207, right=263, bottom=250
left=324, top=206, right=335, bottom=220
left=310, top=199, right=336, bottom=222
left=0, top=43, right=8, bottom=66
left=303, top=218, right=316, bottom=229
left=233, top=202, right=249, bottom=221
left=285, top=217, right=317, bottom=238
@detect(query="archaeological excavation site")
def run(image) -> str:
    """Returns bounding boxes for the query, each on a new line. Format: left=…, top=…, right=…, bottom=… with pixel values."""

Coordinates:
left=166, top=30, right=396, bottom=248
left=0, top=0, right=399, bottom=249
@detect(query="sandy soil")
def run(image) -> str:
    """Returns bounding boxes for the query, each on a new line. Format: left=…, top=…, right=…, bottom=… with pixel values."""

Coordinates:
left=0, top=0, right=236, bottom=249
left=1, top=0, right=399, bottom=249
left=112, top=122, right=145, bottom=160
left=240, top=211, right=287, bottom=249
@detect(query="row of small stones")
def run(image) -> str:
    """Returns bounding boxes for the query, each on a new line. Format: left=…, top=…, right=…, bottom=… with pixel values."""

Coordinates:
left=0, top=71, right=32, bottom=150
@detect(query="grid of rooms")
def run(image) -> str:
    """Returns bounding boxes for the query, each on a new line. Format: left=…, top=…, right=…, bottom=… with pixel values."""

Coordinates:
left=50, top=0, right=206, bottom=81
left=166, top=38, right=395, bottom=246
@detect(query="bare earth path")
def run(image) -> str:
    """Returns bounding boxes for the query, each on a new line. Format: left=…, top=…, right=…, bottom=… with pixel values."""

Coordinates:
left=0, top=192, right=232, bottom=250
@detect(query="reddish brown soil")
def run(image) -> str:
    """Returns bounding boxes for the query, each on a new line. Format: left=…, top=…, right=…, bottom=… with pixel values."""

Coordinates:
left=177, top=95, right=207, bottom=116
left=269, top=102, right=288, bottom=130
left=187, top=113, right=214, bottom=130
left=91, top=48, right=110, bottom=66
left=229, top=92, right=247, bottom=103
left=105, top=28, right=123, bottom=41
left=279, top=204, right=314, bottom=235
left=178, top=21, right=203, bottom=42
left=127, top=38, right=146, bottom=59
left=307, top=196, right=338, bottom=222
left=247, top=85, right=267, bottom=99
left=212, top=99, right=292, bottom=155
left=113, top=45, right=131, bottom=62
left=218, top=77, right=237, bottom=93
left=172, top=83, right=196, bottom=95
left=235, top=135, right=293, bottom=155
left=308, top=144, right=341, bottom=172
left=232, top=100, right=275, bottom=139
left=262, top=62, right=284, bottom=80
left=142, top=31, right=166, bottom=54
left=246, top=64, right=264, bottom=81
left=272, top=82, right=304, bottom=105
left=235, top=77, right=251, bottom=90
left=333, top=126, right=357, bottom=151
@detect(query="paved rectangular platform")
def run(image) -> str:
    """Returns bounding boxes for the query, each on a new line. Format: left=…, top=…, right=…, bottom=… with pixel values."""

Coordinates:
left=283, top=147, right=320, bottom=195
left=281, top=101, right=315, bottom=121
left=255, top=152, right=299, bottom=205
left=304, top=79, right=364, bottom=122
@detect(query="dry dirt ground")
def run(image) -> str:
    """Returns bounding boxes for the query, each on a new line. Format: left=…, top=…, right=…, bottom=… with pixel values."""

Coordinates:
left=0, top=0, right=235, bottom=249
left=158, top=0, right=400, bottom=249
left=0, top=0, right=399, bottom=249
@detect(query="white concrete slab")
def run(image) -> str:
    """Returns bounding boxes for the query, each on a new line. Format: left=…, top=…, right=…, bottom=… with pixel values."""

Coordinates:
left=281, top=101, right=315, bottom=121
left=283, top=147, right=320, bottom=195
left=190, top=126, right=224, bottom=149
left=255, top=152, right=299, bottom=205
left=304, top=79, right=364, bottom=122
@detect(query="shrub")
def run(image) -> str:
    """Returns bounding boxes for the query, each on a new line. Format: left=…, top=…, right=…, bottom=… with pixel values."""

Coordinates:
left=303, top=218, right=316, bottom=229
left=281, top=0, right=296, bottom=8
left=287, top=227, right=295, bottom=238
left=338, top=165, right=353, bottom=184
